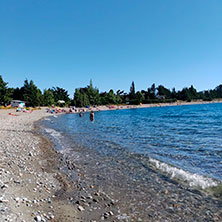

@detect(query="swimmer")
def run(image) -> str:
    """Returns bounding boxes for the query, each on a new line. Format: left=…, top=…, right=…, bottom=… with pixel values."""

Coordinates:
left=90, top=111, right=94, bottom=121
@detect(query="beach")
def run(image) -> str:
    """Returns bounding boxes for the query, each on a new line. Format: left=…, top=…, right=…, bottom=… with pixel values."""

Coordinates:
left=0, top=109, right=84, bottom=221
left=1, top=102, right=222, bottom=221
left=0, top=109, right=120, bottom=221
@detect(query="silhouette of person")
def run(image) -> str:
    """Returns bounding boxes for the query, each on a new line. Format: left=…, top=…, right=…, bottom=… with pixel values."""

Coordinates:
left=90, top=111, right=94, bottom=121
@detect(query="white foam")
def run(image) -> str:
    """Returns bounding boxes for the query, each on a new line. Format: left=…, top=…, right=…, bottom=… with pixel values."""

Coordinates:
left=44, top=128, right=62, bottom=139
left=149, top=158, right=218, bottom=189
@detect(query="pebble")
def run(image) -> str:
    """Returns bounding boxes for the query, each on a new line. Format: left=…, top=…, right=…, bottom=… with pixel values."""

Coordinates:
left=78, top=205, right=85, bottom=211
left=34, top=215, right=42, bottom=222
left=0, top=197, right=9, bottom=203
left=1, top=184, right=8, bottom=189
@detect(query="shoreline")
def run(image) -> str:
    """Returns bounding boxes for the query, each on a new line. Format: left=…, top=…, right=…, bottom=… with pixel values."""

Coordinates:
left=50, top=99, right=222, bottom=114
left=92, top=99, right=222, bottom=112
left=1, top=103, right=222, bottom=221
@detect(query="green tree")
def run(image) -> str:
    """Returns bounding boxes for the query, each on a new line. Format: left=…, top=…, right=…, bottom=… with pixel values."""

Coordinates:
left=87, top=80, right=100, bottom=105
left=215, top=84, right=222, bottom=98
left=107, top=89, right=117, bottom=104
left=12, top=87, right=23, bottom=100
left=99, top=92, right=107, bottom=105
left=0, top=75, right=12, bottom=105
left=43, top=89, right=54, bottom=106
left=147, top=83, right=156, bottom=100
left=22, top=79, right=42, bottom=107
left=51, top=87, right=70, bottom=105
left=73, top=80, right=100, bottom=106
left=177, top=87, right=192, bottom=101
left=116, top=90, right=123, bottom=104
left=135, top=91, right=144, bottom=104
left=73, top=89, right=82, bottom=107
left=73, top=88, right=90, bottom=107
left=188, top=85, right=198, bottom=99
left=171, top=88, right=177, bottom=99
left=129, top=81, right=136, bottom=99
left=157, top=85, right=171, bottom=99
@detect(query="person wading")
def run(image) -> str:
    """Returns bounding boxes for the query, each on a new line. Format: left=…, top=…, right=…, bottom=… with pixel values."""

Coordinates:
left=90, top=111, right=94, bottom=121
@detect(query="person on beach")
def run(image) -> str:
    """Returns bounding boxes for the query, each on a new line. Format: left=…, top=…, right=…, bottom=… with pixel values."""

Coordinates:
left=79, top=111, right=83, bottom=117
left=90, top=111, right=94, bottom=121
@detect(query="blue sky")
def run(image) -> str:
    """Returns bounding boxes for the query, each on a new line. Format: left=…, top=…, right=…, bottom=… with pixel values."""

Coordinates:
left=0, top=0, right=221, bottom=97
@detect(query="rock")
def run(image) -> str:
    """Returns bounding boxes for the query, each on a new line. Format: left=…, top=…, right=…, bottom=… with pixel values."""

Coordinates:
left=14, top=197, right=20, bottom=203
left=104, top=212, right=109, bottom=219
left=1, top=184, right=8, bottom=189
left=0, top=197, right=9, bottom=203
left=94, top=192, right=100, bottom=196
left=23, top=197, right=28, bottom=202
left=49, top=214, right=54, bottom=219
left=34, top=215, right=42, bottom=222
left=77, top=205, right=85, bottom=211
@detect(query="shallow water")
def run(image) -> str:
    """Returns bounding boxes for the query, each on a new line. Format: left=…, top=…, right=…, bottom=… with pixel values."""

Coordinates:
left=42, top=103, right=222, bottom=189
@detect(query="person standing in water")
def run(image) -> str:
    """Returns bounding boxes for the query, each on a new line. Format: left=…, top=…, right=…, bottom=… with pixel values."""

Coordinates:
left=90, top=111, right=94, bottom=121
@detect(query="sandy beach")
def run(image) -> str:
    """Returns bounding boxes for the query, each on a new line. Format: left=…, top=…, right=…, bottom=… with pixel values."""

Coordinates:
left=1, top=101, right=222, bottom=221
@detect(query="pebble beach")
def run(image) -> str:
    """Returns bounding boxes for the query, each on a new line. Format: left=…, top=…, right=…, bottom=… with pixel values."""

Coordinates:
left=0, top=109, right=88, bottom=222
left=0, top=109, right=119, bottom=222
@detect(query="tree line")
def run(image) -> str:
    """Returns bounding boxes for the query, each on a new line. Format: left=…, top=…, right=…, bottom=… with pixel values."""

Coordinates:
left=0, top=75, right=222, bottom=107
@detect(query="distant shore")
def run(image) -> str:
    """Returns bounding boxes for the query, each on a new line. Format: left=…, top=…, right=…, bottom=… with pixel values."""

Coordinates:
left=83, top=99, right=222, bottom=112
left=2, top=99, right=222, bottom=114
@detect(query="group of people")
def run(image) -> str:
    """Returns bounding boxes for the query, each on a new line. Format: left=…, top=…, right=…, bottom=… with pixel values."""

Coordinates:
left=79, top=110, right=94, bottom=121
left=46, top=108, right=66, bottom=114
left=16, top=107, right=33, bottom=113
left=46, top=105, right=95, bottom=121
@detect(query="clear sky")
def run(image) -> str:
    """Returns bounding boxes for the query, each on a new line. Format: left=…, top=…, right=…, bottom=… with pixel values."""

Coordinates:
left=0, top=0, right=221, bottom=97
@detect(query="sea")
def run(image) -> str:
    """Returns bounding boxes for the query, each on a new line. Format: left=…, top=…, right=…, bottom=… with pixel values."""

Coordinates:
left=42, top=103, right=222, bottom=191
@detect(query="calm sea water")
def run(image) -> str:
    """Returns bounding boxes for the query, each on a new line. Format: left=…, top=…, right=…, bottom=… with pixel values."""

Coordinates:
left=42, top=103, right=222, bottom=188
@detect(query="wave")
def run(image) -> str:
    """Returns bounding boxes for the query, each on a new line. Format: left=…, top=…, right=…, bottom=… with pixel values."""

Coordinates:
left=149, top=158, right=218, bottom=189
left=44, top=127, right=62, bottom=138
left=43, top=127, right=77, bottom=155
